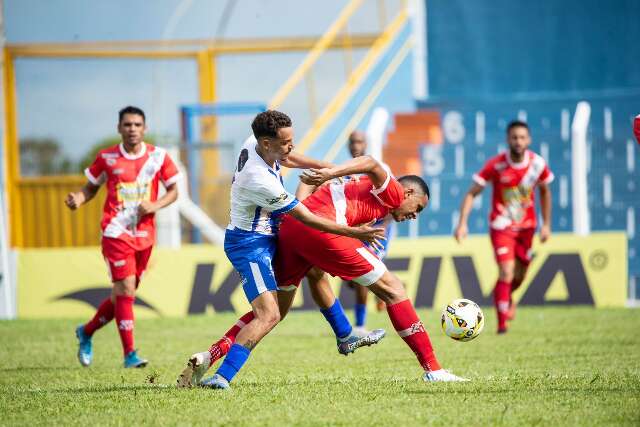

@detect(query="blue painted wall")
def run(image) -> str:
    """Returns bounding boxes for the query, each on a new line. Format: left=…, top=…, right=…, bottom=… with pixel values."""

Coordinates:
left=426, top=0, right=640, bottom=98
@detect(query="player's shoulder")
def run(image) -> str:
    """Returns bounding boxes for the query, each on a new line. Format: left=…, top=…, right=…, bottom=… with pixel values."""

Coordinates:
left=96, top=144, right=121, bottom=159
left=528, top=150, right=546, bottom=166
left=486, top=152, right=509, bottom=172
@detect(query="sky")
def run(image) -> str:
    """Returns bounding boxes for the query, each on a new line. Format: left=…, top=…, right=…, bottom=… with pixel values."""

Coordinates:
left=4, top=0, right=395, bottom=162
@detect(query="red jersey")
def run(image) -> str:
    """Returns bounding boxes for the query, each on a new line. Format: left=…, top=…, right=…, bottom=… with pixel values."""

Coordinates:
left=85, top=143, right=180, bottom=250
left=473, top=150, right=553, bottom=231
left=634, top=114, right=640, bottom=145
left=303, top=173, right=404, bottom=226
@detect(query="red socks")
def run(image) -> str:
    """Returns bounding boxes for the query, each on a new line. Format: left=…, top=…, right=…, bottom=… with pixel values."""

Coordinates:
left=115, top=295, right=135, bottom=356
left=494, top=280, right=511, bottom=331
left=386, top=299, right=441, bottom=372
left=207, top=311, right=255, bottom=367
left=84, top=297, right=114, bottom=336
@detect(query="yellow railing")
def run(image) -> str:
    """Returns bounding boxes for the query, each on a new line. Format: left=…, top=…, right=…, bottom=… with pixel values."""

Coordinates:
left=16, top=177, right=106, bottom=247
left=273, top=1, right=409, bottom=176
left=3, top=2, right=400, bottom=248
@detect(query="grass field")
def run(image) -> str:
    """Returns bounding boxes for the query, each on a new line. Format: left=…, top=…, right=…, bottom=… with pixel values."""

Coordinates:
left=1, top=307, right=639, bottom=426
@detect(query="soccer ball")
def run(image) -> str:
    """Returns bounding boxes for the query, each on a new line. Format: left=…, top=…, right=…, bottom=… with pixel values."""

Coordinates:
left=441, top=298, right=485, bottom=342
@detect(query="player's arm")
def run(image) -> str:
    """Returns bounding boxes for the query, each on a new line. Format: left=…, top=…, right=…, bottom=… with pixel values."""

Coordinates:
left=287, top=203, right=385, bottom=248
left=300, top=155, right=387, bottom=188
left=64, top=181, right=100, bottom=210
left=280, top=152, right=333, bottom=169
left=454, top=183, right=484, bottom=243
left=538, top=181, right=552, bottom=243
left=138, top=184, right=178, bottom=216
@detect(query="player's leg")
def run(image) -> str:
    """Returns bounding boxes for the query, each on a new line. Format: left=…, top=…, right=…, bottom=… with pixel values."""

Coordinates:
left=353, top=283, right=369, bottom=334
left=75, top=263, right=115, bottom=366
left=490, top=229, right=517, bottom=334
left=506, top=260, right=527, bottom=320
left=365, top=271, right=467, bottom=382
left=507, top=229, right=535, bottom=321
left=306, top=267, right=386, bottom=354
left=201, top=290, right=281, bottom=389
left=113, top=275, right=147, bottom=368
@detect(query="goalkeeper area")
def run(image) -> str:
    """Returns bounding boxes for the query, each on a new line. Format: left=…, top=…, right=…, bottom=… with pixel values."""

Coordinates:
left=1, top=307, right=638, bottom=426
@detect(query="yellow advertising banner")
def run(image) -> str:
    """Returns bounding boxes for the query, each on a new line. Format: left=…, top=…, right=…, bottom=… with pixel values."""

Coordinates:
left=18, top=232, right=627, bottom=318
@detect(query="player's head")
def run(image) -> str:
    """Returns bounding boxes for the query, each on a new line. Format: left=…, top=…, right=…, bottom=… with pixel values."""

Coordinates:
left=118, top=106, right=146, bottom=146
left=348, top=130, right=367, bottom=158
left=506, top=120, right=531, bottom=157
left=391, top=175, right=430, bottom=222
left=252, top=110, right=294, bottom=162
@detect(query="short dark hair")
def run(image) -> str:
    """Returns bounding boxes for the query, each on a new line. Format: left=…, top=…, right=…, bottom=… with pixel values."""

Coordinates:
left=251, top=110, right=292, bottom=139
left=398, top=175, right=430, bottom=200
left=119, top=106, right=146, bottom=123
left=506, top=120, right=529, bottom=135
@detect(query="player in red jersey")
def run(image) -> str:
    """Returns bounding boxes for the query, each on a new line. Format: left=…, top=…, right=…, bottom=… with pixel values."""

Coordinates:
left=454, top=120, right=553, bottom=334
left=634, top=114, right=640, bottom=145
left=181, top=155, right=467, bottom=387
left=65, top=106, right=180, bottom=368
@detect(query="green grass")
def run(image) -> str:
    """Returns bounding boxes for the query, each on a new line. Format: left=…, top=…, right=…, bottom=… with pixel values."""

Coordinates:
left=1, top=307, right=639, bottom=426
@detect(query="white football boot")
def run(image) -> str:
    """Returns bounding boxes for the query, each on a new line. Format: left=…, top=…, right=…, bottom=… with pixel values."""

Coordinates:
left=423, top=369, right=469, bottom=382
left=176, top=351, right=211, bottom=388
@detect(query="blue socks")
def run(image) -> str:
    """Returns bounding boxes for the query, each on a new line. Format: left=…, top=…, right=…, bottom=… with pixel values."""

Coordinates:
left=320, top=299, right=352, bottom=340
left=216, top=343, right=251, bottom=383
left=354, top=303, right=367, bottom=328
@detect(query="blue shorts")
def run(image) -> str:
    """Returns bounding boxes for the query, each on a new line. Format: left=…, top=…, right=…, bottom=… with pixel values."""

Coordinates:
left=224, top=228, right=278, bottom=302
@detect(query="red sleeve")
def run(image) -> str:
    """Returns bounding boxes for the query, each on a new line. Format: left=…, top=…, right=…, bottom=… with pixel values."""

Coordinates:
left=472, top=158, right=497, bottom=187
left=634, top=114, right=640, bottom=145
left=372, top=177, right=404, bottom=209
left=84, top=153, right=106, bottom=185
left=538, top=162, right=555, bottom=185
left=160, top=152, right=180, bottom=186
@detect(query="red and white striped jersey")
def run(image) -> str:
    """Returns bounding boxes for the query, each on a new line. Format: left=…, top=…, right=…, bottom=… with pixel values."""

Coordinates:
left=85, top=143, right=180, bottom=250
left=473, top=150, right=553, bottom=231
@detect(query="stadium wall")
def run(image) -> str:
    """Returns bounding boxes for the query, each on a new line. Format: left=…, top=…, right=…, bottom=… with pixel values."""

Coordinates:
left=17, top=233, right=626, bottom=318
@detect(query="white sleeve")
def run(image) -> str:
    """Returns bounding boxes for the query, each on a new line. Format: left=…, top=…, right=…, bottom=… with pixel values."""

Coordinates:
left=247, top=180, right=299, bottom=213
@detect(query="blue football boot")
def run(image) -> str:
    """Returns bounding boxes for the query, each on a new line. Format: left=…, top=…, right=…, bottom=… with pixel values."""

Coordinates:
left=75, top=325, right=93, bottom=367
left=124, top=350, right=148, bottom=368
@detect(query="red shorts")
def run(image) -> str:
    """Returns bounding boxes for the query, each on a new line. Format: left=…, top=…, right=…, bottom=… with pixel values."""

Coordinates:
left=101, top=237, right=153, bottom=282
left=274, top=216, right=387, bottom=289
left=489, top=228, right=535, bottom=265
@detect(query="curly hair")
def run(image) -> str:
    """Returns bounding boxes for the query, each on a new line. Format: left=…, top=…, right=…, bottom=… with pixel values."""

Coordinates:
left=251, top=110, right=292, bottom=139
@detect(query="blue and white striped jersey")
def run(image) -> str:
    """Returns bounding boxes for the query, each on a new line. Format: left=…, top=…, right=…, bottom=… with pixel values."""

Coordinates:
left=228, top=138, right=299, bottom=235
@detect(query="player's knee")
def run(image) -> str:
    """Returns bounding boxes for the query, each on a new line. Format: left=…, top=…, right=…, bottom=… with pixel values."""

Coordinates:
left=371, top=273, right=406, bottom=304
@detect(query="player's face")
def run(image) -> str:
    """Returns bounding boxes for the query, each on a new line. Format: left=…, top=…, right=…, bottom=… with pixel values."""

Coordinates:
left=348, top=138, right=366, bottom=158
left=391, top=190, right=428, bottom=222
left=268, top=127, right=294, bottom=161
left=507, top=126, right=530, bottom=157
left=118, top=114, right=146, bottom=146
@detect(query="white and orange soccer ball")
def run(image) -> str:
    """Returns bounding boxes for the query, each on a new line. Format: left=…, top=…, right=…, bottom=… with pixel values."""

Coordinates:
left=441, top=298, right=485, bottom=342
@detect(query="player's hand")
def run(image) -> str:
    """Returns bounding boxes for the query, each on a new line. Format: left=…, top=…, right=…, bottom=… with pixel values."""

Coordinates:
left=137, top=200, right=158, bottom=217
left=64, top=192, right=85, bottom=210
left=300, top=168, right=334, bottom=186
left=454, top=224, right=468, bottom=243
left=540, top=224, right=551, bottom=243
left=351, top=220, right=386, bottom=250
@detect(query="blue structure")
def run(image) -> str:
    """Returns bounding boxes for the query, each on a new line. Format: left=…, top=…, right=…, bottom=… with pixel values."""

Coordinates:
left=393, top=1, right=639, bottom=289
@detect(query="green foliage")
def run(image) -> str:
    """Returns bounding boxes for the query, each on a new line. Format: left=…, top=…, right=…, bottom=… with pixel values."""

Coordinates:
left=19, top=138, right=75, bottom=176
left=0, top=307, right=638, bottom=426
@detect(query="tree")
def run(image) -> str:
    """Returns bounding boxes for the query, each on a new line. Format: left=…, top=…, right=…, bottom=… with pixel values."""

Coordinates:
left=19, top=137, right=75, bottom=176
